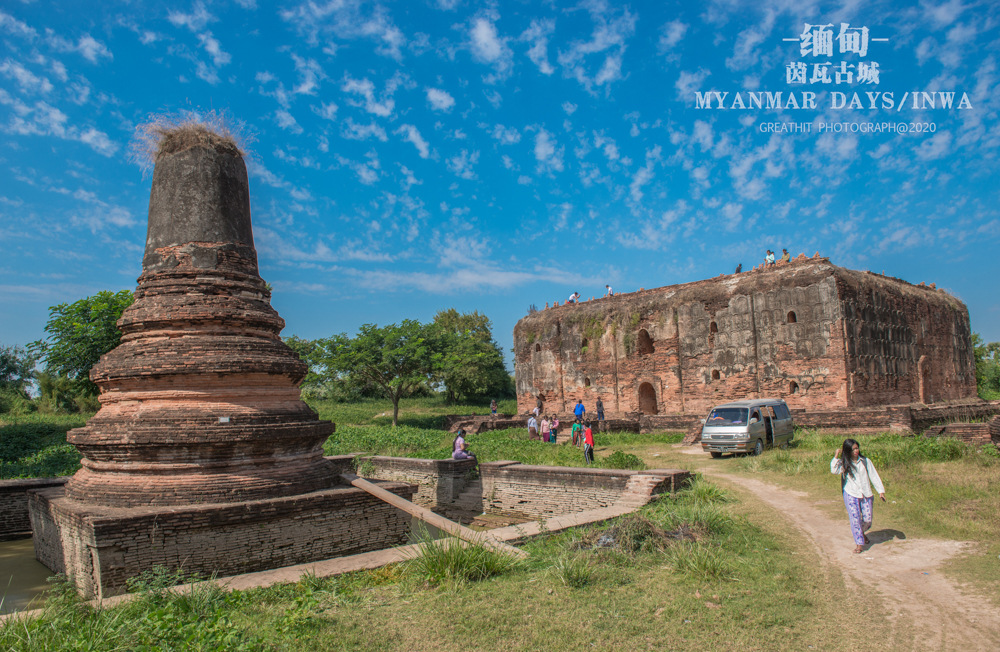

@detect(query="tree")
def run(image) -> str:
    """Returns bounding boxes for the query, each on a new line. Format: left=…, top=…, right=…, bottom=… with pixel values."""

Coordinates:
left=30, top=290, right=135, bottom=396
left=0, top=344, right=36, bottom=392
left=431, top=309, right=513, bottom=404
left=315, top=320, right=439, bottom=426
left=972, top=333, right=1000, bottom=399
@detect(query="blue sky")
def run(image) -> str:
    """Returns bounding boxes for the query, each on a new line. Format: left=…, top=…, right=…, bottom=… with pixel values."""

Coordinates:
left=2, top=0, right=998, bottom=367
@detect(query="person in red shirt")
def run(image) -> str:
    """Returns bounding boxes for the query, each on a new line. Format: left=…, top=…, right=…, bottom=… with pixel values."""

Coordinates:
left=583, top=422, right=594, bottom=465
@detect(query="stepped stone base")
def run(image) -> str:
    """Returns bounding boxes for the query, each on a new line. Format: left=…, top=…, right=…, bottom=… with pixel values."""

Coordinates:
left=28, top=481, right=416, bottom=600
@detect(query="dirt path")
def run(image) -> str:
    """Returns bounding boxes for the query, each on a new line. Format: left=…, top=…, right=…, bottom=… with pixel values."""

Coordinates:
left=695, top=461, right=999, bottom=650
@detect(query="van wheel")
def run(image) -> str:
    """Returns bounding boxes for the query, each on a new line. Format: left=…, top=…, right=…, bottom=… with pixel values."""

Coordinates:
left=710, top=452, right=723, bottom=459
left=753, top=439, right=763, bottom=456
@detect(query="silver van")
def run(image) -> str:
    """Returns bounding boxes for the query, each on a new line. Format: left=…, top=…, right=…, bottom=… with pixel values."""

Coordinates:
left=700, top=398, right=794, bottom=458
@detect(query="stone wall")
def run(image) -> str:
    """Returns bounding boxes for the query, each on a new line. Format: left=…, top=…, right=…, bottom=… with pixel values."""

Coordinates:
left=358, top=456, right=478, bottom=511
left=29, top=481, right=417, bottom=600
left=0, top=477, right=69, bottom=540
left=514, top=258, right=976, bottom=417
left=479, top=461, right=690, bottom=518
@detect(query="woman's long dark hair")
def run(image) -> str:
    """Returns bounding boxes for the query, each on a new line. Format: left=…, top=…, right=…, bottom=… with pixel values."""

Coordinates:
left=840, top=439, right=860, bottom=478
left=453, top=429, right=465, bottom=452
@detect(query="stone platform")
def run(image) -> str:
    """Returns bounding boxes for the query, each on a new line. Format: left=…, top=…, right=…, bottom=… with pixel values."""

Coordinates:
left=28, top=480, right=416, bottom=599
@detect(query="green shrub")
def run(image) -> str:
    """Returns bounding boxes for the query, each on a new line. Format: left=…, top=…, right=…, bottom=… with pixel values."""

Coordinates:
left=406, top=530, right=522, bottom=585
left=599, top=450, right=646, bottom=470
left=551, top=554, right=594, bottom=588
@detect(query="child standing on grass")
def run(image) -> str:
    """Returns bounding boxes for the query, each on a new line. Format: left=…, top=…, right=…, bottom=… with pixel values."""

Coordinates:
left=550, top=416, right=559, bottom=443
left=583, top=422, right=595, bottom=465
left=571, top=418, right=583, bottom=446
left=832, top=438, right=886, bottom=554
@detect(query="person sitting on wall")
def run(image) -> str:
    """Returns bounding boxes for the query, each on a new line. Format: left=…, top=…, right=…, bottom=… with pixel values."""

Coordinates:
left=605, top=285, right=614, bottom=297
left=527, top=414, right=540, bottom=440
left=734, top=263, right=742, bottom=274
left=779, top=248, right=791, bottom=263
left=595, top=397, right=605, bottom=422
left=452, top=429, right=476, bottom=461
left=765, top=250, right=776, bottom=267
left=574, top=399, right=586, bottom=421
left=568, top=291, right=581, bottom=304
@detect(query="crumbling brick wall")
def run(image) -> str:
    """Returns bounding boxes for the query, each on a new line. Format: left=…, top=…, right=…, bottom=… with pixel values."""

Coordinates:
left=0, top=477, right=69, bottom=539
left=515, top=258, right=976, bottom=417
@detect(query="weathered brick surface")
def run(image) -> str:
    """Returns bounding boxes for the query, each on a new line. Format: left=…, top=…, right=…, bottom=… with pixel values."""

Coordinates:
left=515, top=258, right=976, bottom=417
left=29, top=481, right=416, bottom=600
left=359, top=456, right=478, bottom=511
left=479, top=461, right=690, bottom=518
left=0, top=477, right=69, bottom=539
left=63, top=142, right=335, bottom=507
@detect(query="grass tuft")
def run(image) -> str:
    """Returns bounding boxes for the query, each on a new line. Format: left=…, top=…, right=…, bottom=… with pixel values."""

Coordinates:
left=405, top=530, right=523, bottom=585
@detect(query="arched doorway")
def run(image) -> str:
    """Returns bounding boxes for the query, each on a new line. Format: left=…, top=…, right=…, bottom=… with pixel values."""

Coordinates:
left=637, top=329, right=654, bottom=355
left=638, top=382, right=658, bottom=415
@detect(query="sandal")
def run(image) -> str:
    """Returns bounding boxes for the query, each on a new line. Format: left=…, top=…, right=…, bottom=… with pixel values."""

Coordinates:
left=864, top=535, right=870, bottom=544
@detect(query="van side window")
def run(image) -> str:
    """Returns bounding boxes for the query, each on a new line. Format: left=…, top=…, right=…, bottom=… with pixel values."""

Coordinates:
left=774, top=404, right=790, bottom=419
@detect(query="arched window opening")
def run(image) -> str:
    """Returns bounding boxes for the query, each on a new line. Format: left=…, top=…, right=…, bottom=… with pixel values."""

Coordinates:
left=638, top=382, right=658, bottom=415
left=535, top=343, right=541, bottom=353
left=711, top=370, right=720, bottom=381
left=789, top=380, right=799, bottom=394
left=637, top=329, right=654, bottom=355
left=710, top=321, right=718, bottom=333
left=584, top=377, right=591, bottom=387
left=787, top=311, right=797, bottom=324
left=581, top=338, right=589, bottom=351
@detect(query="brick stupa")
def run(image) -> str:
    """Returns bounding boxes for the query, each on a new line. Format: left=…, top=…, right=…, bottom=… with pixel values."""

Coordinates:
left=29, top=126, right=415, bottom=599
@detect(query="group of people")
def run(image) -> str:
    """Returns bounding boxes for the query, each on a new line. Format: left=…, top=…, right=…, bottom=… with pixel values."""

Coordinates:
left=566, top=285, right=615, bottom=305
left=734, top=248, right=791, bottom=274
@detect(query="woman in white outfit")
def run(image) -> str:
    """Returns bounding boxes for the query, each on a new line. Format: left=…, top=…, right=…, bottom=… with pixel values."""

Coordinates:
left=831, top=438, right=886, bottom=554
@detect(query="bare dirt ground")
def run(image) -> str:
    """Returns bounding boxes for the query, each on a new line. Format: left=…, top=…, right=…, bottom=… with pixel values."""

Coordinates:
left=676, top=446, right=1000, bottom=650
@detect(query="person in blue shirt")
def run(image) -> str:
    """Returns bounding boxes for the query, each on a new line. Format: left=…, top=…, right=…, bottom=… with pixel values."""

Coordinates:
left=573, top=400, right=585, bottom=420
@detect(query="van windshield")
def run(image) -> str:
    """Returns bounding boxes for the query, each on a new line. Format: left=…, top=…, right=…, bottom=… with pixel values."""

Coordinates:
left=705, top=408, right=749, bottom=426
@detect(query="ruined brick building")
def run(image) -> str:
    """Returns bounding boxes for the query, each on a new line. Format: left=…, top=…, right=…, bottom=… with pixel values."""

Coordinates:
left=514, top=257, right=976, bottom=417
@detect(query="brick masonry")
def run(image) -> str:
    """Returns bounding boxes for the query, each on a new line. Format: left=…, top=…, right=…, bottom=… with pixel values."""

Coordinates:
left=359, top=455, right=478, bottom=511
left=28, top=480, right=416, bottom=600
left=515, top=257, right=976, bottom=418
left=479, top=461, right=690, bottom=519
left=0, top=477, right=68, bottom=540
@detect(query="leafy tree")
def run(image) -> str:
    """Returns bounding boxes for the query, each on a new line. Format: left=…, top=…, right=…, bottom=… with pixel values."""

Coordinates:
left=431, top=309, right=513, bottom=404
left=30, top=290, right=135, bottom=397
left=315, top=320, right=439, bottom=426
left=0, top=344, right=36, bottom=392
left=972, top=333, right=1000, bottom=399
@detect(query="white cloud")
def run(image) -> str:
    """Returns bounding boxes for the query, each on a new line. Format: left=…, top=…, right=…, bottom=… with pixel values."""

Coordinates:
left=342, top=73, right=400, bottom=117
left=314, top=101, right=338, bottom=120
left=280, top=0, right=406, bottom=60
left=168, top=2, right=214, bottom=31
left=167, top=4, right=231, bottom=82
left=395, top=123, right=430, bottom=158
left=629, top=145, right=661, bottom=204
left=69, top=188, right=135, bottom=232
left=45, top=30, right=113, bottom=63
left=484, top=89, right=502, bottom=108
left=534, top=129, right=564, bottom=175
left=0, top=59, right=53, bottom=94
left=197, top=32, right=230, bottom=67
left=555, top=1, right=635, bottom=92
left=0, top=11, right=37, bottom=39
left=658, top=20, right=687, bottom=54
left=593, top=131, right=619, bottom=162
left=501, top=154, right=518, bottom=170
left=340, top=117, right=388, bottom=141
left=336, top=151, right=381, bottom=185
left=426, top=87, right=455, bottom=112
left=914, top=130, right=952, bottom=160
left=675, top=68, right=710, bottom=102
left=517, top=174, right=532, bottom=185
left=491, top=124, right=521, bottom=145
left=467, top=15, right=513, bottom=83
left=0, top=92, right=118, bottom=156
left=721, top=202, right=743, bottom=231
left=274, top=109, right=303, bottom=134
left=291, top=54, right=325, bottom=95
left=447, top=149, right=479, bottom=180
left=562, top=101, right=577, bottom=115
left=521, top=18, right=555, bottom=75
